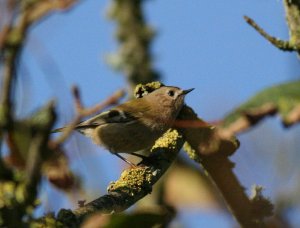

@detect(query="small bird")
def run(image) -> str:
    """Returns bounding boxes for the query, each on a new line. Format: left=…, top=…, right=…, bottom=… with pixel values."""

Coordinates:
left=52, top=86, right=193, bottom=165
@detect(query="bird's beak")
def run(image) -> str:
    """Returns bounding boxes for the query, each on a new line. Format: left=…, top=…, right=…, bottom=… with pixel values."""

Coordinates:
left=182, top=88, right=194, bottom=95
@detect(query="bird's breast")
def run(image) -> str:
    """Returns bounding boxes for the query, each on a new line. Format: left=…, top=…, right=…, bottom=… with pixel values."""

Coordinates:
left=91, top=121, right=164, bottom=154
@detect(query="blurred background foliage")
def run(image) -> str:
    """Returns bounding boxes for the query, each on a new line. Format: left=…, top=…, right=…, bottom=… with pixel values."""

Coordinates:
left=1, top=0, right=300, bottom=227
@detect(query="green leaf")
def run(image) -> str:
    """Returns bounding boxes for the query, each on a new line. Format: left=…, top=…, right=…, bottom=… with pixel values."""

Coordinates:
left=221, top=80, right=300, bottom=135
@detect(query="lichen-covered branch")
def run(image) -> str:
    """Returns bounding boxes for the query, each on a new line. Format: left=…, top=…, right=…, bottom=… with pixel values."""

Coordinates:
left=107, top=0, right=160, bottom=91
left=38, top=129, right=184, bottom=226
left=284, top=0, right=300, bottom=48
left=244, top=0, right=300, bottom=54
left=178, top=106, right=270, bottom=228
left=50, top=104, right=270, bottom=227
left=243, top=16, right=296, bottom=52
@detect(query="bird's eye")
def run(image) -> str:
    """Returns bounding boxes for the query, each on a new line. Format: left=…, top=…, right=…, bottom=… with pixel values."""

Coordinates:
left=168, top=90, right=175, bottom=97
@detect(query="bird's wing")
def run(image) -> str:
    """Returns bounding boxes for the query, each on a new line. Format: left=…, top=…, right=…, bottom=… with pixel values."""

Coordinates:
left=76, top=109, right=136, bottom=129
left=51, top=99, right=151, bottom=133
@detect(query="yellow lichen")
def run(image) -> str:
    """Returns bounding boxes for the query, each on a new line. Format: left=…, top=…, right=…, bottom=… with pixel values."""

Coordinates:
left=151, top=129, right=181, bottom=151
left=108, top=167, right=153, bottom=195
left=134, top=81, right=164, bottom=98
left=0, top=182, right=16, bottom=207
left=183, top=142, right=201, bottom=162
left=107, top=128, right=182, bottom=198
left=16, top=183, right=26, bottom=204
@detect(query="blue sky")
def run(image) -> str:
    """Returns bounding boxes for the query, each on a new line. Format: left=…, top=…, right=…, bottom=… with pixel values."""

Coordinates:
left=17, top=0, right=300, bottom=227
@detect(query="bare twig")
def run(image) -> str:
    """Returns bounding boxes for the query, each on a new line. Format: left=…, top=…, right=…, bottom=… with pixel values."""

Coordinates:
left=80, top=89, right=125, bottom=116
left=72, top=85, right=83, bottom=112
left=26, top=0, right=78, bottom=25
left=244, top=15, right=296, bottom=52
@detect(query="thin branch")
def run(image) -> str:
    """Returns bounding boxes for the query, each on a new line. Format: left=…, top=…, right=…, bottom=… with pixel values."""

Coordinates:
left=26, top=0, right=78, bottom=25
left=72, top=85, right=83, bottom=112
left=244, top=15, right=297, bottom=52
left=80, top=89, right=125, bottom=116
left=1, top=48, right=16, bottom=126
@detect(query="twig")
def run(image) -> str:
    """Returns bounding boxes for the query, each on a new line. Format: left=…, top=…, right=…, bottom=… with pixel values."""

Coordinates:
left=244, top=15, right=296, bottom=51
left=72, top=85, right=83, bottom=112
left=52, top=87, right=125, bottom=147
left=80, top=89, right=125, bottom=116
left=26, top=0, right=78, bottom=25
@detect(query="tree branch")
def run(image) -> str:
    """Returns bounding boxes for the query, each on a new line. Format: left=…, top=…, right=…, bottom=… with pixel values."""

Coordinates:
left=107, top=0, right=160, bottom=91
left=35, top=129, right=184, bottom=226
left=243, top=16, right=296, bottom=52
left=244, top=0, right=300, bottom=54
left=178, top=106, right=268, bottom=228
left=283, top=0, right=300, bottom=48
